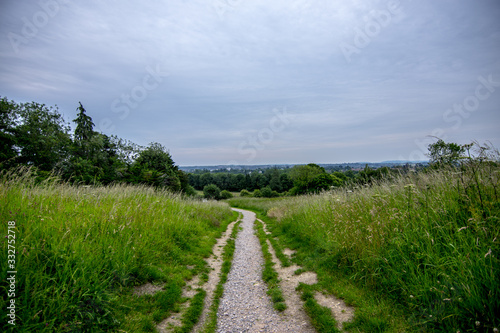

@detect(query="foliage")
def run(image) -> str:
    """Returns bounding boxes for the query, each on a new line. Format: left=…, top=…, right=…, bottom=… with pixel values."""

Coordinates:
left=189, top=168, right=295, bottom=194
left=0, top=97, right=192, bottom=195
left=427, top=139, right=466, bottom=167
left=289, top=163, right=331, bottom=194
left=240, top=189, right=251, bottom=197
left=203, top=184, right=221, bottom=200
left=0, top=97, right=18, bottom=168
left=187, top=164, right=420, bottom=196
left=13, top=101, right=72, bottom=171
left=260, top=186, right=279, bottom=198
left=219, top=190, right=233, bottom=200
left=129, top=142, right=184, bottom=192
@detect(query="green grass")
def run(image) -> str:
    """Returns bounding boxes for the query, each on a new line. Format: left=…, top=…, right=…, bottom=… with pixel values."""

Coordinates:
left=254, top=219, right=287, bottom=312
left=176, top=288, right=206, bottom=333
left=229, top=163, right=500, bottom=332
left=0, top=168, right=235, bottom=332
left=298, top=283, right=341, bottom=333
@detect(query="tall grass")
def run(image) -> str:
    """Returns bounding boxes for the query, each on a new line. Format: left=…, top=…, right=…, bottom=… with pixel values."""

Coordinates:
left=232, top=163, right=499, bottom=332
left=0, top=168, right=234, bottom=332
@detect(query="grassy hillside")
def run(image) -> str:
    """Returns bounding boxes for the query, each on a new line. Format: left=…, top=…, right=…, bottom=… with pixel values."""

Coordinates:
left=0, top=168, right=234, bottom=332
left=230, top=162, right=499, bottom=332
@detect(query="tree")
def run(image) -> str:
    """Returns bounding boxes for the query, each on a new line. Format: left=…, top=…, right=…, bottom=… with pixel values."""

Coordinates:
left=0, top=97, right=18, bottom=168
left=131, top=142, right=181, bottom=191
left=73, top=102, right=95, bottom=142
left=427, top=139, right=466, bottom=167
left=267, top=168, right=282, bottom=192
left=203, top=184, right=221, bottom=200
left=72, top=102, right=96, bottom=161
left=15, top=101, right=71, bottom=171
left=310, top=174, right=335, bottom=193
left=178, top=169, right=196, bottom=196
left=200, top=173, right=214, bottom=189
left=289, top=164, right=327, bottom=194
left=279, top=173, right=293, bottom=191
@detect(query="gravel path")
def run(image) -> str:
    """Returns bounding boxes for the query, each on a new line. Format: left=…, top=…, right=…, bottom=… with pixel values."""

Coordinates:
left=216, top=208, right=313, bottom=333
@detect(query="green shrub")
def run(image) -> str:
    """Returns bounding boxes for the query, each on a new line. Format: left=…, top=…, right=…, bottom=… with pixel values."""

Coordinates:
left=240, top=189, right=251, bottom=197
left=219, top=190, right=233, bottom=200
left=203, top=184, right=221, bottom=200
left=260, top=186, right=279, bottom=198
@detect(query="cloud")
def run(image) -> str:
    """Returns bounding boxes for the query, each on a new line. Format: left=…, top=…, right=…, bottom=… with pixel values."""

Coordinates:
left=1, top=0, right=499, bottom=165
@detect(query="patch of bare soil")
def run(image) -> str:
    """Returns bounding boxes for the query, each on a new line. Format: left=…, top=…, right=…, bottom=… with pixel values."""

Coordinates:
left=314, top=292, right=355, bottom=331
left=263, top=239, right=316, bottom=332
left=257, top=218, right=272, bottom=235
left=260, top=220, right=355, bottom=332
left=283, top=248, right=296, bottom=257
left=133, top=282, right=164, bottom=297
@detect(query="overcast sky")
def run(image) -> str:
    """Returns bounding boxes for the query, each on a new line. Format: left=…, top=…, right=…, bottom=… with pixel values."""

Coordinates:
left=1, top=0, right=499, bottom=166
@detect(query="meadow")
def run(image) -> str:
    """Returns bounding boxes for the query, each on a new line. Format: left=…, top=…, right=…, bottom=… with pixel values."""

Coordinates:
left=230, top=161, right=499, bottom=332
left=0, top=168, right=235, bottom=332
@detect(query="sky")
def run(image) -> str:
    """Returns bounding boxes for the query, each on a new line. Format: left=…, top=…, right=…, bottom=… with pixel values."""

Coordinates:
left=1, top=0, right=499, bottom=166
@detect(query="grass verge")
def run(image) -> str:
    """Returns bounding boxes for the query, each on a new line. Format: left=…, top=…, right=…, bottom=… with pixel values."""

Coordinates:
left=254, top=219, right=287, bottom=312
left=0, top=168, right=234, bottom=332
left=227, top=162, right=500, bottom=332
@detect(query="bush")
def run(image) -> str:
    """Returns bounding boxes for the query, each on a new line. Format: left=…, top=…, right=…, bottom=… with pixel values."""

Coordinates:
left=203, top=184, right=221, bottom=200
left=240, top=189, right=251, bottom=197
left=253, top=189, right=262, bottom=198
left=261, top=186, right=279, bottom=198
left=219, top=190, right=233, bottom=199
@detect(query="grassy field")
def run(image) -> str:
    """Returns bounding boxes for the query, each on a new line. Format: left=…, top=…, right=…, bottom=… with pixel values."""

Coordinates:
left=229, top=162, right=500, bottom=332
left=0, top=168, right=235, bottom=332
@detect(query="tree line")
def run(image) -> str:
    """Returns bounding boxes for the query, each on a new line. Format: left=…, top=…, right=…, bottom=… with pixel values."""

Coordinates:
left=3, top=96, right=490, bottom=199
left=0, top=97, right=195, bottom=195
left=190, top=140, right=490, bottom=198
left=189, top=162, right=423, bottom=198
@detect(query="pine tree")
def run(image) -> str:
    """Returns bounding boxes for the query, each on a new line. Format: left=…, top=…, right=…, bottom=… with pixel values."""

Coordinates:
left=73, top=102, right=95, bottom=142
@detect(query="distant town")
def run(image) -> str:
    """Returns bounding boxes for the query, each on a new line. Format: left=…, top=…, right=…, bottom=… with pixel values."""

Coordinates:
left=179, top=161, right=429, bottom=173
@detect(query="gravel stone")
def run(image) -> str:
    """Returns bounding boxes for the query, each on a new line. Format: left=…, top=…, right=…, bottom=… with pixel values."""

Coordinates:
left=216, top=209, right=316, bottom=333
